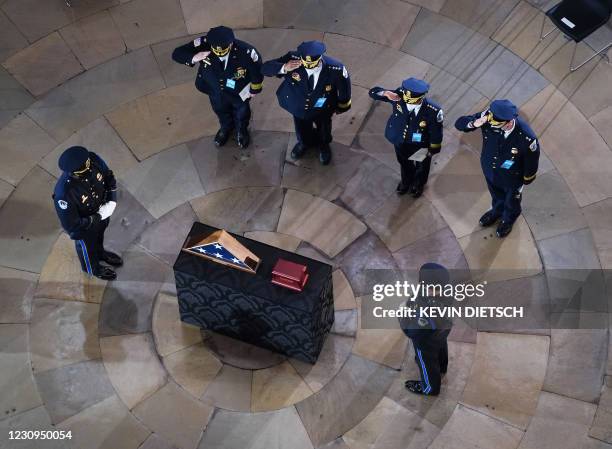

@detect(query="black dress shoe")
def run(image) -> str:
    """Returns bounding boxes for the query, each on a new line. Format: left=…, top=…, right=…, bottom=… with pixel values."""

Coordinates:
left=319, top=145, right=332, bottom=165
left=411, top=184, right=424, bottom=198
left=94, top=266, right=116, bottom=281
left=214, top=128, right=231, bottom=147
left=479, top=210, right=501, bottom=227
left=496, top=220, right=514, bottom=238
left=404, top=380, right=426, bottom=395
left=236, top=129, right=250, bottom=149
left=291, top=143, right=306, bottom=159
left=396, top=182, right=409, bottom=195
left=102, top=250, right=123, bottom=267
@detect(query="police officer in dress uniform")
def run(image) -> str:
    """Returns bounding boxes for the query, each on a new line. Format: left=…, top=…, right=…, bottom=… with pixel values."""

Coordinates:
left=455, top=99, right=540, bottom=238
left=172, top=26, right=264, bottom=149
left=369, top=78, right=443, bottom=197
left=262, top=41, right=352, bottom=165
left=52, top=146, right=123, bottom=280
left=400, top=263, right=453, bottom=396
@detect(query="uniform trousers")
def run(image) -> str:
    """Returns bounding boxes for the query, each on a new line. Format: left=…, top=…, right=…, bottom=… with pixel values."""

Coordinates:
left=485, top=176, right=522, bottom=224
left=411, top=329, right=450, bottom=396
left=209, top=94, right=251, bottom=133
left=394, top=144, right=432, bottom=189
left=74, top=218, right=109, bottom=275
left=293, top=112, right=333, bottom=148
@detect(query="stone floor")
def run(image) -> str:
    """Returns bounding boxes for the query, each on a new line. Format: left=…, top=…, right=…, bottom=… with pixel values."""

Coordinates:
left=1, top=0, right=612, bottom=448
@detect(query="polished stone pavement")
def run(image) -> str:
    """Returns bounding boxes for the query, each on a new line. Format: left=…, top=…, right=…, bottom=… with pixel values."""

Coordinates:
left=1, top=0, right=612, bottom=448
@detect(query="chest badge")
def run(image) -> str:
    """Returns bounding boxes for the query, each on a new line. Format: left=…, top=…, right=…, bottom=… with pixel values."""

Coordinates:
left=81, top=195, right=89, bottom=203
left=234, top=67, right=246, bottom=79
left=419, top=121, right=427, bottom=128
left=291, top=72, right=301, bottom=82
left=96, top=172, right=103, bottom=181
left=325, top=84, right=332, bottom=92
left=511, top=148, right=519, bottom=155
left=396, top=104, right=403, bottom=113
left=57, top=200, right=68, bottom=210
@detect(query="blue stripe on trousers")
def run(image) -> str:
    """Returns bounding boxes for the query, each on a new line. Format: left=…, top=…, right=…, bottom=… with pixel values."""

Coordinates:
left=79, top=240, right=93, bottom=275
left=417, top=349, right=432, bottom=394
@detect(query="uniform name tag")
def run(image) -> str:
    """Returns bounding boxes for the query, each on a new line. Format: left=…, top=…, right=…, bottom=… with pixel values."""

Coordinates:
left=412, top=132, right=422, bottom=143
left=314, top=97, right=327, bottom=108
left=226, top=79, right=236, bottom=89
left=501, top=160, right=514, bottom=169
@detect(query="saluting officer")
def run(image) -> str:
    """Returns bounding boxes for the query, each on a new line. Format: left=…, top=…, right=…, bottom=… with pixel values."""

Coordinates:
left=455, top=99, right=539, bottom=238
left=369, top=78, right=443, bottom=197
left=172, top=26, right=263, bottom=149
left=53, top=146, right=123, bottom=280
left=262, top=41, right=352, bottom=165
left=400, top=263, right=453, bottom=397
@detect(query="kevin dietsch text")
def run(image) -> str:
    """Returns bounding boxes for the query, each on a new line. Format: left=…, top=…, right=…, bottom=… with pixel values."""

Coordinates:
left=371, top=305, right=525, bottom=319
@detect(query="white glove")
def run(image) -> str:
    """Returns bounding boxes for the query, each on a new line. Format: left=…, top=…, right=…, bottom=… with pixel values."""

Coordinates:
left=98, top=201, right=116, bottom=220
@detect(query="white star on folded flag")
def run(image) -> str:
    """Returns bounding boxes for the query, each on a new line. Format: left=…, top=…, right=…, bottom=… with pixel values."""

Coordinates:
left=190, top=242, right=248, bottom=269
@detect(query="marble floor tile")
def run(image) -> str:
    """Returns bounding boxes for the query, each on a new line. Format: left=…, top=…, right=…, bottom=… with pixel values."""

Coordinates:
left=440, top=0, right=521, bottom=37
left=493, top=61, right=550, bottom=108
left=281, top=140, right=365, bottom=201
left=295, top=354, right=398, bottom=447
left=136, top=202, right=197, bottom=266
left=393, top=227, right=469, bottom=272
left=332, top=309, right=358, bottom=337
left=518, top=391, right=596, bottom=449
left=339, top=156, right=399, bottom=219
left=59, top=11, right=126, bottom=70
left=584, top=199, right=612, bottom=270
left=333, top=230, right=398, bottom=297
left=243, top=231, right=302, bottom=252
left=263, top=0, right=339, bottom=31
left=151, top=35, right=199, bottom=88
left=331, top=86, right=372, bottom=147
left=590, top=106, right=612, bottom=149
left=522, top=170, right=588, bottom=241
left=0, top=67, right=35, bottom=121
left=290, top=334, right=354, bottom=393
left=2, top=32, right=83, bottom=97
left=387, top=341, right=476, bottom=429
left=582, top=438, right=612, bottom=449
left=0, top=166, right=61, bottom=273
left=318, top=439, right=352, bottom=449
left=180, top=0, right=263, bottom=34
left=459, top=216, right=543, bottom=282
left=202, top=332, right=286, bottom=370
left=1, top=0, right=118, bottom=43
left=249, top=77, right=296, bottom=133
left=425, top=148, right=491, bottom=239
left=30, top=298, right=100, bottom=373
left=590, top=378, right=612, bottom=444
left=0, top=114, right=57, bottom=186
left=351, top=103, right=398, bottom=173
left=120, top=144, right=205, bottom=218
left=236, top=28, right=325, bottom=62
left=0, top=10, right=27, bottom=62
left=251, top=361, right=313, bottom=411
left=343, top=396, right=441, bottom=449
left=26, top=47, right=165, bottom=142
left=330, top=0, right=420, bottom=48
left=34, top=359, right=114, bottom=424
left=163, top=342, right=222, bottom=399
left=461, top=332, right=549, bottom=429
left=35, top=233, right=108, bottom=304
left=365, top=194, right=447, bottom=253
left=277, top=190, right=367, bottom=258
left=352, top=326, right=408, bottom=370
left=518, top=83, right=568, bottom=136
left=99, top=247, right=169, bottom=336
left=198, top=407, right=314, bottom=449
left=40, top=117, right=138, bottom=179
left=106, top=83, right=219, bottom=161
left=103, top=185, right=155, bottom=254
left=333, top=269, right=357, bottom=311
left=544, top=327, right=607, bottom=403
left=189, top=131, right=287, bottom=193
left=0, top=265, right=37, bottom=324
left=100, top=333, right=167, bottom=410
left=57, top=395, right=150, bottom=449
left=464, top=45, right=525, bottom=99
left=139, top=433, right=180, bottom=449
left=572, top=59, right=612, bottom=120
left=190, top=187, right=284, bottom=234
left=133, top=382, right=214, bottom=449
left=0, top=406, right=65, bottom=449
left=538, top=228, right=601, bottom=271
left=200, top=364, right=252, bottom=412
left=428, top=404, right=524, bottom=449
left=0, top=324, right=42, bottom=419
left=153, top=292, right=201, bottom=357
left=109, top=0, right=186, bottom=50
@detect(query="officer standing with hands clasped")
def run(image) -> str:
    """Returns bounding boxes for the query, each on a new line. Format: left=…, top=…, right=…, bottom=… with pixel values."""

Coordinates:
left=262, top=40, right=352, bottom=165
left=455, top=99, right=540, bottom=238
left=172, top=26, right=264, bottom=149
left=53, top=146, right=123, bottom=280
left=369, top=78, right=443, bottom=198
left=400, top=263, right=453, bottom=396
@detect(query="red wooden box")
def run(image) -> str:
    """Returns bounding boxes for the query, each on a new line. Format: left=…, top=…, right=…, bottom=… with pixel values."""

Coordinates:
left=271, top=259, right=309, bottom=292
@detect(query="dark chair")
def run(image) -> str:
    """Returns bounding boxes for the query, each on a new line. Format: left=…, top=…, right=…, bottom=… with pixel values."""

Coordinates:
left=540, top=0, right=612, bottom=71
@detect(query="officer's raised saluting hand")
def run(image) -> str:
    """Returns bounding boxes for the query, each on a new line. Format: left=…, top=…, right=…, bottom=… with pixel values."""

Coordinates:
left=382, top=91, right=401, bottom=102
left=191, top=51, right=211, bottom=64
left=283, top=59, right=302, bottom=72
left=472, top=112, right=489, bottom=128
